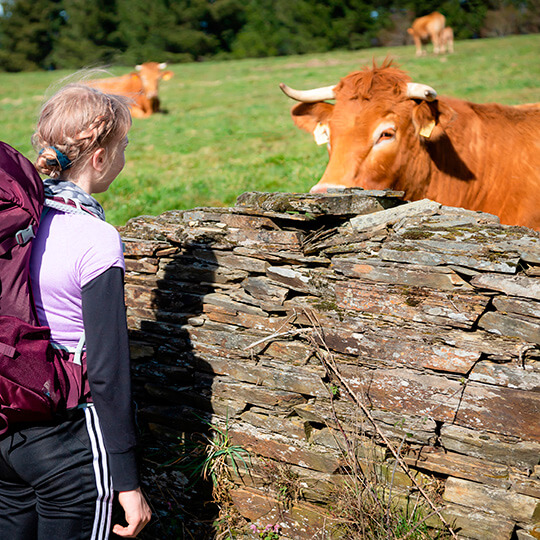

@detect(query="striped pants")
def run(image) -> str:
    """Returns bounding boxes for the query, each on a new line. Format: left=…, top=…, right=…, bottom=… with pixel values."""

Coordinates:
left=0, top=406, right=113, bottom=540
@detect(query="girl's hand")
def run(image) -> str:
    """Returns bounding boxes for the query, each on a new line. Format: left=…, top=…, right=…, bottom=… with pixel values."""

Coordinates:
left=113, top=487, right=152, bottom=538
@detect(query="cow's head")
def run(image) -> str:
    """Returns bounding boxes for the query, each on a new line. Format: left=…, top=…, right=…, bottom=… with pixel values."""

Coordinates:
left=133, top=62, right=174, bottom=100
left=280, top=64, right=452, bottom=194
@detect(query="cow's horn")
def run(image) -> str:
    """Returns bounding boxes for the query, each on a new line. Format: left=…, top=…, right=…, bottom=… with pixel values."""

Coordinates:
left=279, top=82, right=336, bottom=102
left=407, top=83, right=437, bottom=102
left=158, top=62, right=167, bottom=69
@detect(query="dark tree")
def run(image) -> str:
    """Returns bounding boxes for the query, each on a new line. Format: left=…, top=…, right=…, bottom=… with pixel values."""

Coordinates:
left=0, top=0, right=63, bottom=71
left=116, top=0, right=220, bottom=64
left=49, top=0, right=122, bottom=69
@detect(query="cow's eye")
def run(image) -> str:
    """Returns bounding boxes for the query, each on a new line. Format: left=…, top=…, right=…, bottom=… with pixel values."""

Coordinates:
left=377, top=128, right=396, bottom=143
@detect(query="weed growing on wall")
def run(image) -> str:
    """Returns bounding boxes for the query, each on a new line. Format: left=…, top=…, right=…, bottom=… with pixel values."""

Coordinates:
left=250, top=523, right=281, bottom=539
left=260, top=459, right=303, bottom=508
left=199, top=420, right=252, bottom=539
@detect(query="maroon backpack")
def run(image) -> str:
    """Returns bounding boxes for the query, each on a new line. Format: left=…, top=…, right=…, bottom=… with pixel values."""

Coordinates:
left=0, top=141, right=70, bottom=435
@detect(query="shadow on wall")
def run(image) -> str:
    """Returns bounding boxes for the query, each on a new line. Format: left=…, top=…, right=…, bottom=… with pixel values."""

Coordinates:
left=121, top=227, right=220, bottom=539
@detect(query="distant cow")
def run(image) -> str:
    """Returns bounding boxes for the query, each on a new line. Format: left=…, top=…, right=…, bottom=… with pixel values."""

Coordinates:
left=441, top=26, right=454, bottom=54
left=87, top=62, right=173, bottom=118
left=407, top=12, right=446, bottom=56
left=279, top=62, right=540, bottom=230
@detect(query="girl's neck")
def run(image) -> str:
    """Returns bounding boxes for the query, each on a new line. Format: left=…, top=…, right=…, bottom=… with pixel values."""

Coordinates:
left=59, top=174, right=93, bottom=195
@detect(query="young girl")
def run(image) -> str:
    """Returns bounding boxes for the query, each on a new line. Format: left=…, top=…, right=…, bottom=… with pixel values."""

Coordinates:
left=0, top=84, right=151, bottom=539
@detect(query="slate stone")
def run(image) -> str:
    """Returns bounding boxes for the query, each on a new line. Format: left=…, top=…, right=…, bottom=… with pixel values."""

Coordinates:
left=443, top=477, right=540, bottom=523
left=350, top=198, right=441, bottom=230
left=493, top=296, right=540, bottom=320
left=478, top=311, right=540, bottom=344
left=469, top=361, right=540, bottom=391
left=379, top=241, right=520, bottom=273
left=334, top=279, right=488, bottom=329
left=440, top=424, right=540, bottom=471
left=242, top=276, right=289, bottom=304
left=471, top=273, right=540, bottom=301
left=236, top=190, right=405, bottom=216
left=439, top=503, right=516, bottom=540
left=332, top=257, right=471, bottom=290
left=228, top=423, right=342, bottom=473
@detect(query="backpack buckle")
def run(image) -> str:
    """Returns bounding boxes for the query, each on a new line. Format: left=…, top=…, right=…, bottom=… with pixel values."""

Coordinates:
left=15, top=225, right=35, bottom=246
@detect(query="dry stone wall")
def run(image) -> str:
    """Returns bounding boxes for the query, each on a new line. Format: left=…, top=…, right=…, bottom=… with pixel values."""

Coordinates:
left=120, top=191, right=540, bottom=540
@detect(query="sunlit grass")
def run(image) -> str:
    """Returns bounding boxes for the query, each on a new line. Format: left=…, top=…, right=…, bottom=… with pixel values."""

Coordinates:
left=0, top=34, right=538, bottom=225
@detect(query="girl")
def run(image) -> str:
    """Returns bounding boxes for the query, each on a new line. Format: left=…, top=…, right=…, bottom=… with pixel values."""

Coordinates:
left=0, top=83, right=151, bottom=539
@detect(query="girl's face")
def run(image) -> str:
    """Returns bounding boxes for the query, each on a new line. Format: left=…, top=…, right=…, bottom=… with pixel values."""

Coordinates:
left=92, top=136, right=129, bottom=194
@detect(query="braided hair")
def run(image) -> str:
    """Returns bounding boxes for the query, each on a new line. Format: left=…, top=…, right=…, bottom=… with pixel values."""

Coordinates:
left=32, top=84, right=131, bottom=179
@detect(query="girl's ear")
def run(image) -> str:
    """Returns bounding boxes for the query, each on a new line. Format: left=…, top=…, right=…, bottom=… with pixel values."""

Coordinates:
left=92, top=148, right=106, bottom=172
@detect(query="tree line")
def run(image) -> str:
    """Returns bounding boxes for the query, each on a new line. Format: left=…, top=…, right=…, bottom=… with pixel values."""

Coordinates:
left=0, top=0, right=538, bottom=71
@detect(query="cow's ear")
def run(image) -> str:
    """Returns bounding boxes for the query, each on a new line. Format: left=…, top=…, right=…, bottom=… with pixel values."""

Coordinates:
left=291, top=102, right=333, bottom=133
left=162, top=71, right=174, bottom=81
left=412, top=100, right=456, bottom=140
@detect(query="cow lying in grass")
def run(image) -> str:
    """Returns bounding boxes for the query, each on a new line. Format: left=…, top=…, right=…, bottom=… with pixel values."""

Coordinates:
left=87, top=62, right=173, bottom=118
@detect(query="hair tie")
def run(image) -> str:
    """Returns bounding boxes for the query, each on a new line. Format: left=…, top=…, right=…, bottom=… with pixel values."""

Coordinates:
left=39, top=146, right=72, bottom=171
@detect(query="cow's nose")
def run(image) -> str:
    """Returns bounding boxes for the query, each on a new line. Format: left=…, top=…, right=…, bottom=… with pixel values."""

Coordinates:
left=310, top=183, right=348, bottom=193
left=309, top=184, right=328, bottom=194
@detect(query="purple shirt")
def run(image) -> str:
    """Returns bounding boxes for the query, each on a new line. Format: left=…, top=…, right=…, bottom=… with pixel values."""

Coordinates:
left=29, top=208, right=125, bottom=348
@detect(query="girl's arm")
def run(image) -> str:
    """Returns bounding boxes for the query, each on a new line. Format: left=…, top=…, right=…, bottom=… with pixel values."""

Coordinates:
left=81, top=266, right=139, bottom=491
left=82, top=266, right=152, bottom=535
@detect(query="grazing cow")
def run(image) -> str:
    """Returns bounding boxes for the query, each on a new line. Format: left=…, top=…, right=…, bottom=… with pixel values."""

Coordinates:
left=87, top=62, right=174, bottom=118
left=407, top=12, right=446, bottom=56
left=441, top=26, right=454, bottom=54
left=279, top=62, right=540, bottom=230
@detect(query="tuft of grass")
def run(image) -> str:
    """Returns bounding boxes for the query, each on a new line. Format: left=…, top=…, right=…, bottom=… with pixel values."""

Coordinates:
left=158, top=419, right=250, bottom=539
left=0, top=35, right=538, bottom=226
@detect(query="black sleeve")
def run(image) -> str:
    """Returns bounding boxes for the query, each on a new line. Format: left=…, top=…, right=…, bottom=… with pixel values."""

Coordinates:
left=81, top=266, right=139, bottom=492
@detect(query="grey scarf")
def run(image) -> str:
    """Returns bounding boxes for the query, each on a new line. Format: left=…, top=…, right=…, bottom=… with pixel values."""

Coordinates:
left=43, top=179, right=106, bottom=221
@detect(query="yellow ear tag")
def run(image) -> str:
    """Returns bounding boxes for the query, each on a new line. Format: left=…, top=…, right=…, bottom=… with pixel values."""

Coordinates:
left=313, top=123, right=330, bottom=145
left=419, top=120, right=436, bottom=138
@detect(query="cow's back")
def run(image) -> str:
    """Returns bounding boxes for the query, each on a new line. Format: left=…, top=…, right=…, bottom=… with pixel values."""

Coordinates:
left=86, top=74, right=142, bottom=98
left=424, top=99, right=540, bottom=229
left=412, top=12, right=445, bottom=37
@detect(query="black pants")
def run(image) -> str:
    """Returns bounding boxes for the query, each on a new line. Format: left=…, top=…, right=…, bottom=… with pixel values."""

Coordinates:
left=0, top=406, right=113, bottom=540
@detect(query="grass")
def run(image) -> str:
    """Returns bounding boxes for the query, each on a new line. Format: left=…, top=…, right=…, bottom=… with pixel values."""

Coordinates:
left=0, top=34, right=539, bottom=226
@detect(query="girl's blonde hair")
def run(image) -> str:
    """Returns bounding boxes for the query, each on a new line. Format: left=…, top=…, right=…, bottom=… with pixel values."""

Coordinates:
left=32, top=83, right=132, bottom=179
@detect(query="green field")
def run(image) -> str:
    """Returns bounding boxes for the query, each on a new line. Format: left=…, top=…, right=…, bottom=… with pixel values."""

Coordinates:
left=1, top=34, right=539, bottom=226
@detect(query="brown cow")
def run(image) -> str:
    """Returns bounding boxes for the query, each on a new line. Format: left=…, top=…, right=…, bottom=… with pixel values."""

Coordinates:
left=279, top=62, right=540, bottom=230
left=441, top=26, right=454, bottom=54
left=87, top=62, right=173, bottom=118
left=407, top=12, right=446, bottom=56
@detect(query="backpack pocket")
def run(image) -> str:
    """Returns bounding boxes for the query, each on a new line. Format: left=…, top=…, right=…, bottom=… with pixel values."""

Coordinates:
left=0, top=315, right=69, bottom=434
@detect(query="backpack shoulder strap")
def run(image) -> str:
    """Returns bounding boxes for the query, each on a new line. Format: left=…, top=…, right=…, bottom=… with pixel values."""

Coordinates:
left=44, top=197, right=98, bottom=217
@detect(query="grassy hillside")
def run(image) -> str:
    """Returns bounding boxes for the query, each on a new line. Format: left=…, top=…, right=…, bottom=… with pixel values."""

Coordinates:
left=1, top=34, right=539, bottom=226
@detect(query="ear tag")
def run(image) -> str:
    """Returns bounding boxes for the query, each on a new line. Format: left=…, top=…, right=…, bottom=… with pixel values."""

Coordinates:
left=313, top=123, right=330, bottom=145
left=419, top=120, right=436, bottom=138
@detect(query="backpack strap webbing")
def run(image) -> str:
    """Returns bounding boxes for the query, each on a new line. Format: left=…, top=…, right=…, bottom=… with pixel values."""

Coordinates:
left=0, top=224, right=35, bottom=256
left=45, top=197, right=99, bottom=217
left=73, top=332, right=86, bottom=367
